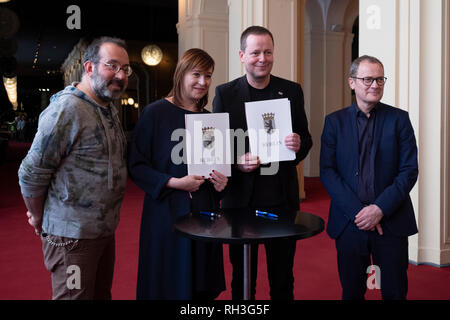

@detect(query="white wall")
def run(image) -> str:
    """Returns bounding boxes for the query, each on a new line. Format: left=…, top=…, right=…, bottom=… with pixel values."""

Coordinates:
left=359, top=0, right=450, bottom=266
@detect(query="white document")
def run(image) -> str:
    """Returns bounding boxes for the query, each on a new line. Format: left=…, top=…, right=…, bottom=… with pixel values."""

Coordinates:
left=245, top=98, right=295, bottom=164
left=185, top=113, right=231, bottom=177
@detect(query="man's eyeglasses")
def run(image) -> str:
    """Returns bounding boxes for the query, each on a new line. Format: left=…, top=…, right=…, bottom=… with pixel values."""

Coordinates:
left=352, top=77, right=387, bottom=86
left=100, top=62, right=133, bottom=77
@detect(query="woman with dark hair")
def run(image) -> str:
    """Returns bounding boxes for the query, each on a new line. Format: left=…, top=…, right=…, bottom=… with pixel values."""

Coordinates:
left=128, top=48, right=227, bottom=300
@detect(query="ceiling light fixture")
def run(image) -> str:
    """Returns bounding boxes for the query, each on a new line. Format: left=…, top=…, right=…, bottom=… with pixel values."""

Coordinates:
left=141, top=44, right=163, bottom=66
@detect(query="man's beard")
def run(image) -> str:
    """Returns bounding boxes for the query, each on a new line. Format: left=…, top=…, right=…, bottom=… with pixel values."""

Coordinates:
left=91, top=69, right=126, bottom=103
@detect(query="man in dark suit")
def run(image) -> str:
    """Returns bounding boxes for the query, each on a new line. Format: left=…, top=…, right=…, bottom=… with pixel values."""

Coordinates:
left=320, top=55, right=418, bottom=300
left=213, top=26, right=312, bottom=300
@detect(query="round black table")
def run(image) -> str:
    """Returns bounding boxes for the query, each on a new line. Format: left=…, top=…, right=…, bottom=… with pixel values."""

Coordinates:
left=174, top=208, right=324, bottom=300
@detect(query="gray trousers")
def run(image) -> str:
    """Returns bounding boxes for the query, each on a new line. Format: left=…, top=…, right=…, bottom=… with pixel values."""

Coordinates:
left=41, top=234, right=115, bottom=300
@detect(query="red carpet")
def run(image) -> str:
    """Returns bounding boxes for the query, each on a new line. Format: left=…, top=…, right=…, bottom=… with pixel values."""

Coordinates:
left=1, top=141, right=450, bottom=300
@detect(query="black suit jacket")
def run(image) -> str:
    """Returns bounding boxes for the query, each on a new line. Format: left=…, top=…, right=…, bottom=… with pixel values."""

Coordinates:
left=213, top=75, right=312, bottom=210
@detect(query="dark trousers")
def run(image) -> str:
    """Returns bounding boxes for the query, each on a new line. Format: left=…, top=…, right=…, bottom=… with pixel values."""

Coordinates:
left=42, top=234, right=115, bottom=300
left=335, top=223, right=409, bottom=300
left=229, top=238, right=297, bottom=300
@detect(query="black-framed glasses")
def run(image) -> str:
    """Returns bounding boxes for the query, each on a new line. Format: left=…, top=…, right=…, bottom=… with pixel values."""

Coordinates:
left=100, top=61, right=132, bottom=77
left=352, top=77, right=387, bottom=86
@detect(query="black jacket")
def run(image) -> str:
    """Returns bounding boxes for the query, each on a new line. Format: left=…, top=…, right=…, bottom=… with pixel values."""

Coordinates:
left=212, top=75, right=312, bottom=210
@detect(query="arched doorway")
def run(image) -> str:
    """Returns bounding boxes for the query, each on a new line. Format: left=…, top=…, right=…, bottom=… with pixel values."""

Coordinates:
left=352, top=17, right=359, bottom=62
left=303, top=0, right=359, bottom=177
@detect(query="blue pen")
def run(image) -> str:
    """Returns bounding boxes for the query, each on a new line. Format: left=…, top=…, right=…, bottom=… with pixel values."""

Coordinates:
left=256, top=212, right=279, bottom=220
left=200, top=211, right=221, bottom=218
left=255, top=210, right=278, bottom=218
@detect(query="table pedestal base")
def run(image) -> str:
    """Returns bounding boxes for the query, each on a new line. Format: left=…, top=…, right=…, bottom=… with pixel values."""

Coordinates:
left=243, top=244, right=251, bottom=300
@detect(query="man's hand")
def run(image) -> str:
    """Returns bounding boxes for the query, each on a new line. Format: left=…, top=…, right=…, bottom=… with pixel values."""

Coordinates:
left=27, top=211, right=43, bottom=235
left=284, top=133, right=301, bottom=153
left=355, top=204, right=384, bottom=232
left=237, top=153, right=260, bottom=173
left=372, top=224, right=383, bottom=235
left=23, top=196, right=45, bottom=236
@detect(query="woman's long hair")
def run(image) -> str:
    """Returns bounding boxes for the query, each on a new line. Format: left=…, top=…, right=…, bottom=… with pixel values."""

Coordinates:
left=168, top=48, right=215, bottom=111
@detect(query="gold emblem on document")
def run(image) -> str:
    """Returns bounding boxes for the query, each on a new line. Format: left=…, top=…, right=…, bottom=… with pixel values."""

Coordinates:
left=202, top=127, right=215, bottom=149
left=262, top=113, right=275, bottom=134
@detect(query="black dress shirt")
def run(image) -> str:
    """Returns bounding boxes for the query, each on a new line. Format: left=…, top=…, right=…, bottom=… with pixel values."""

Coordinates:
left=355, top=104, right=377, bottom=205
left=248, top=82, right=285, bottom=208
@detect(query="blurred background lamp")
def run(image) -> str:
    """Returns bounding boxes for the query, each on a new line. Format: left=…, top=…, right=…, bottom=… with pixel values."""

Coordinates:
left=3, top=75, right=18, bottom=110
left=141, top=44, right=163, bottom=66
left=127, top=97, right=135, bottom=105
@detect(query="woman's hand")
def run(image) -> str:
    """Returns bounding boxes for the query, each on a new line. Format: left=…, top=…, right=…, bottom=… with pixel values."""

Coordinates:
left=166, top=175, right=205, bottom=192
left=208, top=170, right=228, bottom=192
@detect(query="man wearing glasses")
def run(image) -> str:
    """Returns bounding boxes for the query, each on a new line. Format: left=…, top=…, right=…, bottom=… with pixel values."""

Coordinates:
left=320, top=55, right=418, bottom=299
left=18, top=37, right=130, bottom=299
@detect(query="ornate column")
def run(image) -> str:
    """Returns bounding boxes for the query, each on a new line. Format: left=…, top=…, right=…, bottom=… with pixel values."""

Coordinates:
left=228, top=0, right=299, bottom=82
left=177, top=0, right=229, bottom=110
